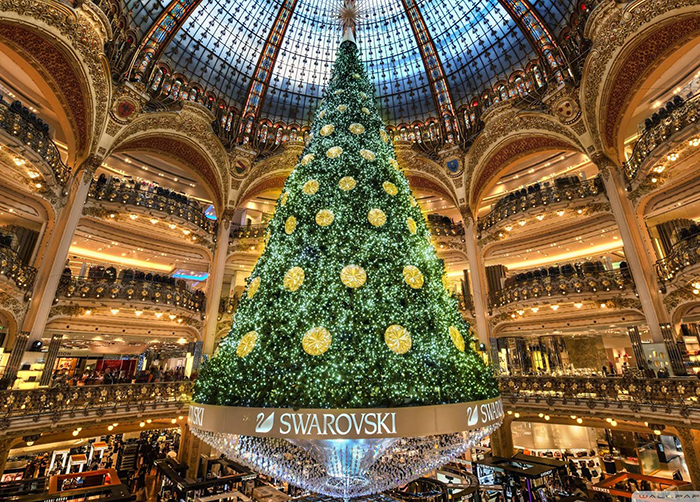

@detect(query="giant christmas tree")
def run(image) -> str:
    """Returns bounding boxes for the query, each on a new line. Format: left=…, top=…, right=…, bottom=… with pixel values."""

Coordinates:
left=195, top=39, right=497, bottom=413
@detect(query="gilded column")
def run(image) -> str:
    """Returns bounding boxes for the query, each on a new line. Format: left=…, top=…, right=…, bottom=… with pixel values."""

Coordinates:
left=22, top=157, right=99, bottom=343
left=464, top=213, right=491, bottom=345
left=593, top=154, right=668, bottom=343
left=202, top=212, right=233, bottom=355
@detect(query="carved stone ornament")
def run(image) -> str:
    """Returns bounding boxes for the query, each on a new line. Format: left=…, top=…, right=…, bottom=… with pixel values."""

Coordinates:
left=110, top=103, right=230, bottom=206
left=582, top=0, right=700, bottom=153
left=0, top=0, right=111, bottom=156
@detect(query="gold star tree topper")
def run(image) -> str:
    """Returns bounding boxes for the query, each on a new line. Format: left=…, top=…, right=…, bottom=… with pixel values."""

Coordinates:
left=339, top=0, right=359, bottom=43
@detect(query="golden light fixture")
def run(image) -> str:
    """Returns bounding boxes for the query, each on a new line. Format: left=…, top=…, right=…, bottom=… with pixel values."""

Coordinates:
left=110, top=308, right=120, bottom=315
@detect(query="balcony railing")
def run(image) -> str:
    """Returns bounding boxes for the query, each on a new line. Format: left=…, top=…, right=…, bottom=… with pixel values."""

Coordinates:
left=219, top=295, right=239, bottom=315
left=478, top=176, right=605, bottom=234
left=0, top=244, right=37, bottom=291
left=656, top=234, right=700, bottom=283
left=0, top=100, right=69, bottom=185
left=56, top=276, right=205, bottom=313
left=489, top=268, right=633, bottom=309
left=230, top=221, right=465, bottom=245
left=498, top=375, right=700, bottom=413
left=0, top=381, right=193, bottom=431
left=623, top=93, right=700, bottom=181
left=88, top=178, right=215, bottom=234
left=230, top=224, right=267, bottom=241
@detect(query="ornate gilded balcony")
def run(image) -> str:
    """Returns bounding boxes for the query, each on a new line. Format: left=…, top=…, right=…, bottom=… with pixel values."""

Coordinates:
left=0, top=100, right=69, bottom=185
left=489, top=268, right=634, bottom=309
left=624, top=93, right=700, bottom=181
left=477, top=176, right=605, bottom=236
left=0, top=381, right=193, bottom=433
left=498, top=375, right=700, bottom=418
left=56, top=275, right=205, bottom=313
left=0, top=245, right=36, bottom=291
left=88, top=178, right=215, bottom=235
left=656, top=234, right=700, bottom=284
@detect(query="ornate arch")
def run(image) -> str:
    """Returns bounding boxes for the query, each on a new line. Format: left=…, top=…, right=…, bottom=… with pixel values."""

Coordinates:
left=581, top=0, right=700, bottom=160
left=109, top=104, right=229, bottom=213
left=0, top=0, right=112, bottom=163
left=465, top=109, right=584, bottom=209
left=466, top=108, right=584, bottom=208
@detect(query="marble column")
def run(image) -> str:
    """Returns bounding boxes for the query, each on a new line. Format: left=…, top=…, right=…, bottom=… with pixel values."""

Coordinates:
left=202, top=217, right=232, bottom=355
left=594, top=154, right=668, bottom=342
left=490, top=415, right=515, bottom=458
left=23, top=158, right=99, bottom=343
left=1, top=333, right=28, bottom=389
left=0, top=437, right=15, bottom=477
left=39, top=334, right=64, bottom=386
left=464, top=216, right=491, bottom=345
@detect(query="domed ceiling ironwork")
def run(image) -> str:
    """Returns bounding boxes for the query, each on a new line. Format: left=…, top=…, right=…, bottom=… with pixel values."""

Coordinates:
left=122, top=0, right=577, bottom=125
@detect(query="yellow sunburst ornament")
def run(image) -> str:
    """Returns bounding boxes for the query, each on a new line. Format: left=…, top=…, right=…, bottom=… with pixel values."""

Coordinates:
left=247, top=276, right=261, bottom=299
left=303, top=179, right=319, bottom=195
left=337, top=104, right=348, bottom=112
left=318, top=110, right=326, bottom=119
left=334, top=89, right=344, bottom=95
left=339, top=176, right=356, bottom=191
left=301, top=154, right=315, bottom=165
left=341, top=264, right=366, bottom=288
left=280, top=191, right=289, bottom=206
left=449, top=326, right=465, bottom=352
left=303, top=327, right=332, bottom=356
left=327, top=146, right=343, bottom=158
left=362, top=107, right=370, bottom=115
left=407, top=217, right=417, bottom=234
left=237, top=331, right=258, bottom=358
left=315, top=209, right=334, bottom=226
left=283, top=267, right=305, bottom=292
left=383, top=181, right=398, bottom=196
left=390, top=158, right=400, bottom=170
left=368, top=208, right=386, bottom=227
left=380, top=130, right=389, bottom=143
left=385, top=325, right=411, bottom=354
left=403, top=265, right=424, bottom=289
left=285, top=216, right=297, bottom=234
left=360, top=149, right=376, bottom=161
left=349, top=123, right=365, bottom=135
left=320, top=124, right=335, bottom=136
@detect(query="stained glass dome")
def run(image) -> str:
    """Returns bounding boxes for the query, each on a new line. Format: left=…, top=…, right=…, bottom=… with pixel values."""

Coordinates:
left=123, top=0, right=578, bottom=125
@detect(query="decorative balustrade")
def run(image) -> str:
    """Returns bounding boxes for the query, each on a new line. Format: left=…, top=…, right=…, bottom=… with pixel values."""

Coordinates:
left=478, top=176, right=605, bottom=234
left=230, top=222, right=465, bottom=246
left=498, top=375, right=700, bottom=414
left=219, top=296, right=239, bottom=315
left=489, top=268, right=633, bottom=309
left=623, top=93, right=700, bottom=181
left=0, top=381, right=193, bottom=431
left=656, top=234, right=700, bottom=283
left=56, top=276, right=205, bottom=313
left=0, top=245, right=36, bottom=291
left=0, top=100, right=69, bottom=185
left=88, top=179, right=215, bottom=234
left=427, top=220, right=465, bottom=239
left=230, top=224, right=267, bottom=241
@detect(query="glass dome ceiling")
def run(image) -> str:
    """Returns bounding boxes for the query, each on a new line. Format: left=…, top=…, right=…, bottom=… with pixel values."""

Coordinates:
left=124, top=0, right=576, bottom=124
